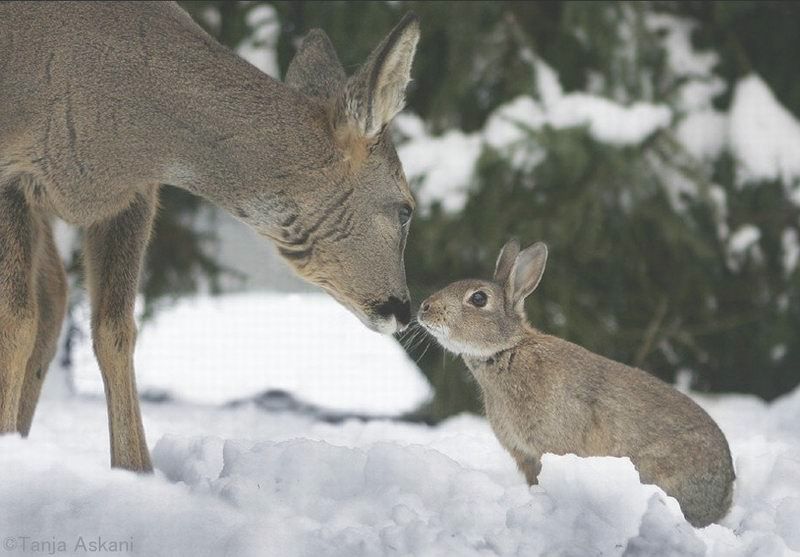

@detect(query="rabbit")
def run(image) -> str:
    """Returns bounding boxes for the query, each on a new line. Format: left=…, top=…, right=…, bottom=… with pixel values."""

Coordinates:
left=417, top=240, right=735, bottom=527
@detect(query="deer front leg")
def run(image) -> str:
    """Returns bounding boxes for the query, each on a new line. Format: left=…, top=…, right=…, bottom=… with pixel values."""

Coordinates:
left=0, top=185, right=39, bottom=433
left=17, top=218, right=67, bottom=435
left=84, top=188, right=157, bottom=472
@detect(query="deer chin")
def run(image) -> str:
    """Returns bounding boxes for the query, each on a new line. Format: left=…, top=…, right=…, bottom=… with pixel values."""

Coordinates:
left=326, top=292, right=403, bottom=335
left=366, top=313, right=400, bottom=335
left=360, top=307, right=405, bottom=334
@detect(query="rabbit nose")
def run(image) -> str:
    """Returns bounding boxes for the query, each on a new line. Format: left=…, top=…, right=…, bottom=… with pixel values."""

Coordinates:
left=420, top=300, right=431, bottom=312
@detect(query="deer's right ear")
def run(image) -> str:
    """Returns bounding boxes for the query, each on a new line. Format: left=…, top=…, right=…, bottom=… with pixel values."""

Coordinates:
left=335, top=13, right=420, bottom=139
left=285, top=29, right=346, bottom=99
left=494, top=239, right=520, bottom=286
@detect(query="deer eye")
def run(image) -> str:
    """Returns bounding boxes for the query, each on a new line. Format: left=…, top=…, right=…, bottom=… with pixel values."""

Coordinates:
left=399, top=204, right=413, bottom=226
left=469, top=291, right=488, bottom=307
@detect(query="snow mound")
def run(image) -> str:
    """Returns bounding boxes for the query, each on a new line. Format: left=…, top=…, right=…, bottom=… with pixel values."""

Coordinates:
left=71, top=292, right=431, bottom=415
left=153, top=442, right=687, bottom=557
left=0, top=427, right=689, bottom=557
left=2, top=384, right=800, bottom=556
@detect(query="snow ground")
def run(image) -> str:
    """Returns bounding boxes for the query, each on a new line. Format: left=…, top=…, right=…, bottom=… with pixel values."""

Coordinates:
left=69, top=292, right=431, bottom=416
left=2, top=371, right=800, bottom=556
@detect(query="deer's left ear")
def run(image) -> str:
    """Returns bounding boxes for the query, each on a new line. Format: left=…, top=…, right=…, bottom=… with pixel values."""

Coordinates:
left=285, top=29, right=346, bottom=99
left=335, top=12, right=420, bottom=139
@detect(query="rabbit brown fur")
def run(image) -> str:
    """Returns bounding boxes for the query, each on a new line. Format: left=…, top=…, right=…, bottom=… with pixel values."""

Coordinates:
left=418, top=240, right=735, bottom=527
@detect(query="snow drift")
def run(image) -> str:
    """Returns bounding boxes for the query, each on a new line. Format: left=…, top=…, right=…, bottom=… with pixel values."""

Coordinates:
left=1, top=381, right=800, bottom=556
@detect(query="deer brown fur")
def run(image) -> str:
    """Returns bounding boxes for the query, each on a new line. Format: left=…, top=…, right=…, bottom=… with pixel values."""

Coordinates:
left=0, top=2, right=420, bottom=471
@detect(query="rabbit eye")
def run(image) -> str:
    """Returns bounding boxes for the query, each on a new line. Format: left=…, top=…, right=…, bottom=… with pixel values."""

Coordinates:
left=469, top=291, right=488, bottom=307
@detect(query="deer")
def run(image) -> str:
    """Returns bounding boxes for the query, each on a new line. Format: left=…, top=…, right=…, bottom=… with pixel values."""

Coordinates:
left=0, top=2, right=420, bottom=472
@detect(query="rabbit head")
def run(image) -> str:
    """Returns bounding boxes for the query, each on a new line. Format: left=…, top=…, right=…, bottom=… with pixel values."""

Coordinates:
left=417, top=240, right=548, bottom=357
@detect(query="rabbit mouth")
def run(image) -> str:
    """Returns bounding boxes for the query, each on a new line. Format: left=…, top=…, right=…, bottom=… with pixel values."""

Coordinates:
left=419, top=320, right=496, bottom=358
left=418, top=321, right=464, bottom=354
left=418, top=318, right=446, bottom=336
left=418, top=320, right=444, bottom=339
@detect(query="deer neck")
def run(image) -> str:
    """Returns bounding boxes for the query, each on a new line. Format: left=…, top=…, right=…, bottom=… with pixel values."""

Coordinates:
left=150, top=47, right=340, bottom=235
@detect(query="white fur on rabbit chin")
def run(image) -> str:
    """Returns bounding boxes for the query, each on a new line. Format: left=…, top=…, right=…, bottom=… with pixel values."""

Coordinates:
left=420, top=321, right=495, bottom=358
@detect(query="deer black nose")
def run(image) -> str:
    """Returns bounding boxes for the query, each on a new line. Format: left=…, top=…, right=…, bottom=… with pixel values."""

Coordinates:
left=376, top=296, right=411, bottom=326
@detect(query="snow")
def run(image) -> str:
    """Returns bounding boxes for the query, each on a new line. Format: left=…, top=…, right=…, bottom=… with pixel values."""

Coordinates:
left=482, top=97, right=546, bottom=171
left=727, top=224, right=762, bottom=271
left=2, top=381, right=800, bottom=556
left=492, top=60, right=673, bottom=148
left=482, top=96, right=544, bottom=149
left=730, top=75, right=800, bottom=190
left=533, top=59, right=563, bottom=107
left=200, top=6, right=221, bottom=32
left=396, top=18, right=800, bottom=221
left=771, top=344, right=788, bottom=363
left=676, top=110, right=728, bottom=161
left=70, top=293, right=431, bottom=415
left=398, top=61, right=671, bottom=214
left=782, top=228, right=800, bottom=275
left=236, top=5, right=280, bottom=78
left=547, top=94, right=671, bottom=145
left=645, top=14, right=719, bottom=78
left=2, top=280, right=800, bottom=555
left=396, top=123, right=483, bottom=215
left=728, top=225, right=761, bottom=256
left=487, top=63, right=673, bottom=149
left=533, top=61, right=673, bottom=146
left=708, top=185, right=731, bottom=241
left=675, top=79, right=726, bottom=113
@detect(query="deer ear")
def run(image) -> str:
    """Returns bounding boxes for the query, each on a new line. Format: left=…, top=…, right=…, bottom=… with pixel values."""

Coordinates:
left=285, top=29, right=346, bottom=99
left=335, top=12, right=420, bottom=138
left=494, top=239, right=520, bottom=286
left=506, top=242, right=548, bottom=314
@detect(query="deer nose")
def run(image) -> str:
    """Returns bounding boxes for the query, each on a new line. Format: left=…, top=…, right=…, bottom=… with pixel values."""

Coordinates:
left=375, top=296, right=411, bottom=326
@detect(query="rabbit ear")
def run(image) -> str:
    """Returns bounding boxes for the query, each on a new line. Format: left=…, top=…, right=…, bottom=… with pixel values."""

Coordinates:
left=494, top=239, right=520, bottom=285
left=507, top=242, right=548, bottom=312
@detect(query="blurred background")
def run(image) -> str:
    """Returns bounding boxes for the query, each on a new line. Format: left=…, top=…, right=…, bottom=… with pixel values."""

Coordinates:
left=53, top=1, right=800, bottom=422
